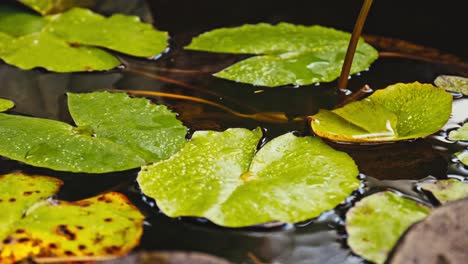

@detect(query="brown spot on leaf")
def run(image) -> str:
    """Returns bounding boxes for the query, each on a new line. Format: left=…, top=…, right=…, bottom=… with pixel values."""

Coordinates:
left=105, top=245, right=121, bottom=254
left=9, top=198, right=16, bottom=202
left=69, top=43, right=80, bottom=48
left=56, top=224, right=76, bottom=240
left=18, top=238, right=30, bottom=243
left=64, top=250, right=75, bottom=256
left=104, top=218, right=113, bottom=222
left=49, top=243, right=58, bottom=249
left=78, top=244, right=87, bottom=251
left=2, top=237, right=13, bottom=244
left=76, top=225, right=84, bottom=230
left=15, top=229, right=25, bottom=234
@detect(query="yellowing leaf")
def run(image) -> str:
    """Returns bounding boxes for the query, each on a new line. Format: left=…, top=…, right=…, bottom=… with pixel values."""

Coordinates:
left=311, top=82, right=452, bottom=142
left=0, top=173, right=144, bottom=263
left=434, top=75, right=468, bottom=96
left=420, top=179, right=468, bottom=204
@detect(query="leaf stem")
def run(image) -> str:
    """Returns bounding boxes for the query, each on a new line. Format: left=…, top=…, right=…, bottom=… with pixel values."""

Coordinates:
left=338, top=0, right=374, bottom=92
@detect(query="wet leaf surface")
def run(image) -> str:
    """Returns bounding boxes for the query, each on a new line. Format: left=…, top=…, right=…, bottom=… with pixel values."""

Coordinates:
left=0, top=98, right=14, bottom=112
left=0, top=91, right=186, bottom=173
left=17, top=0, right=92, bottom=15
left=346, top=191, right=430, bottom=264
left=388, top=198, right=468, bottom=264
left=0, top=172, right=144, bottom=263
left=0, top=6, right=167, bottom=71
left=434, top=75, right=468, bottom=96
left=186, top=23, right=378, bottom=87
left=448, top=123, right=468, bottom=141
left=138, top=128, right=360, bottom=227
left=311, top=82, right=452, bottom=142
left=420, top=179, right=468, bottom=204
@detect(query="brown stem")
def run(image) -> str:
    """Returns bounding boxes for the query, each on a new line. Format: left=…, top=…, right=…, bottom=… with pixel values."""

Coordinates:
left=338, top=0, right=374, bottom=93
left=337, top=84, right=373, bottom=107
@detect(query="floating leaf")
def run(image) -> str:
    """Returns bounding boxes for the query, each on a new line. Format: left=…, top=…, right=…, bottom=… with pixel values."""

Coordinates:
left=138, top=128, right=360, bottom=227
left=0, top=173, right=144, bottom=262
left=311, top=82, right=452, bottom=142
left=17, top=0, right=93, bottom=15
left=346, top=191, right=430, bottom=264
left=434, top=75, right=468, bottom=96
left=0, top=7, right=168, bottom=72
left=0, top=91, right=186, bottom=173
left=448, top=123, right=468, bottom=141
left=420, top=179, right=468, bottom=204
left=455, top=151, right=468, bottom=166
left=0, top=98, right=14, bottom=112
left=185, top=23, right=378, bottom=87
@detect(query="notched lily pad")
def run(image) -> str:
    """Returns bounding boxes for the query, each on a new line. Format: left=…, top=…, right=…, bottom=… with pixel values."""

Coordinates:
left=346, top=191, right=430, bottom=264
left=0, top=7, right=168, bottom=72
left=185, top=23, right=378, bottom=87
left=420, top=179, right=468, bottom=204
left=448, top=123, right=468, bottom=141
left=0, top=172, right=144, bottom=263
left=434, top=75, right=468, bottom=96
left=311, top=82, right=452, bottom=142
left=0, top=98, right=14, bottom=112
left=455, top=150, right=468, bottom=166
left=138, top=128, right=360, bottom=227
left=0, top=91, right=186, bottom=173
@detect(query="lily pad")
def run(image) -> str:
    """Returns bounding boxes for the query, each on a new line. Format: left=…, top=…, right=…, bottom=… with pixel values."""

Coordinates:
left=346, top=191, right=430, bottom=264
left=0, top=7, right=168, bottom=72
left=0, top=91, right=186, bottom=173
left=455, top=151, right=468, bottom=166
left=311, top=82, right=452, bottom=142
left=138, top=128, right=360, bottom=227
left=434, top=75, right=468, bottom=96
left=185, top=23, right=378, bottom=87
left=0, top=98, right=14, bottom=112
left=420, top=179, right=468, bottom=204
left=0, top=172, right=144, bottom=262
left=448, top=123, right=468, bottom=141
left=17, top=0, right=93, bottom=15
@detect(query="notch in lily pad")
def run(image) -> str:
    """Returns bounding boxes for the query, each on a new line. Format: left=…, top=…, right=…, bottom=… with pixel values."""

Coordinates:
left=185, top=23, right=378, bottom=87
left=0, top=91, right=187, bottom=173
left=0, top=172, right=144, bottom=263
left=138, top=128, right=360, bottom=227
left=311, top=82, right=453, bottom=142
left=0, top=6, right=168, bottom=72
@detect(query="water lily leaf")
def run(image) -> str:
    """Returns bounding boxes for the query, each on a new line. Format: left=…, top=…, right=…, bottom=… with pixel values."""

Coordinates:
left=0, top=173, right=144, bottom=262
left=434, top=75, right=468, bottom=96
left=0, top=91, right=186, bottom=173
left=311, top=82, right=452, bottom=142
left=420, top=179, right=468, bottom=204
left=0, top=98, right=14, bottom=112
left=448, top=123, right=468, bottom=141
left=138, top=128, right=360, bottom=227
left=346, top=191, right=430, bottom=264
left=185, top=23, right=378, bottom=87
left=0, top=6, right=46, bottom=37
left=17, top=0, right=93, bottom=15
left=0, top=7, right=167, bottom=72
left=455, top=151, right=468, bottom=166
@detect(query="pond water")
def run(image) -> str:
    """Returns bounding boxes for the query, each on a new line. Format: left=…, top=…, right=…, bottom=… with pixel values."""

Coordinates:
left=0, top=1, right=467, bottom=263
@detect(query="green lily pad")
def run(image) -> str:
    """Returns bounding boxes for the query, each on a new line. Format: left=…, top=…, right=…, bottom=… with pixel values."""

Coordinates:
left=0, top=7, right=168, bottom=72
left=346, top=191, right=430, bottom=264
left=17, top=0, right=93, bottom=15
left=185, top=23, right=378, bottom=87
left=0, top=91, right=186, bottom=173
left=138, top=128, right=360, bottom=227
left=434, top=75, right=468, bottom=96
left=420, top=179, right=468, bottom=204
left=455, top=151, right=468, bottom=166
left=0, top=172, right=144, bottom=262
left=0, top=98, right=14, bottom=112
left=448, top=123, right=468, bottom=141
left=311, top=82, right=452, bottom=142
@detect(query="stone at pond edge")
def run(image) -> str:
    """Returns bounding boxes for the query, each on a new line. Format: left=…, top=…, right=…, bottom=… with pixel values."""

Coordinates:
left=101, top=251, right=230, bottom=264
left=388, top=198, right=468, bottom=264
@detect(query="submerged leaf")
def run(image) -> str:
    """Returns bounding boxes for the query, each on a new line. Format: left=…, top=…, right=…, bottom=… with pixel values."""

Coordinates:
left=17, top=0, right=93, bottom=15
left=420, top=179, right=468, bottom=204
left=311, top=82, right=452, bottom=142
left=0, top=7, right=167, bottom=72
left=0, top=173, right=144, bottom=262
left=448, top=123, right=468, bottom=141
left=0, top=91, right=186, bottom=173
left=186, top=23, right=378, bottom=87
left=434, top=75, right=468, bottom=96
left=0, top=98, right=14, bottom=112
left=138, top=128, right=360, bottom=227
left=346, top=191, right=430, bottom=264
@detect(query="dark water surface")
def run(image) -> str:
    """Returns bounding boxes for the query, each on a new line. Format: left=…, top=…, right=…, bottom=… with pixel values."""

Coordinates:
left=0, top=1, right=467, bottom=263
